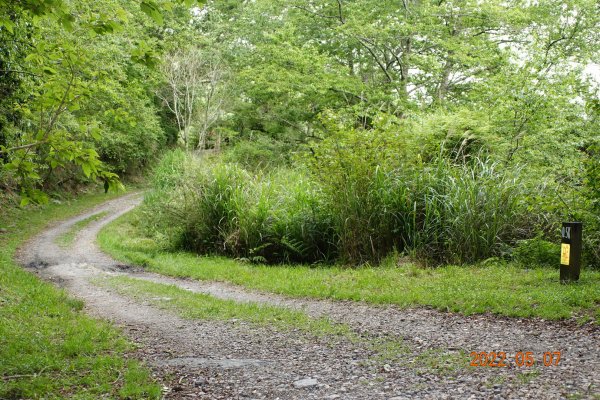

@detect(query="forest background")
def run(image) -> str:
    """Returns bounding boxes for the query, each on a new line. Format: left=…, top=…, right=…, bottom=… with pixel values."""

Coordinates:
left=1, top=0, right=600, bottom=267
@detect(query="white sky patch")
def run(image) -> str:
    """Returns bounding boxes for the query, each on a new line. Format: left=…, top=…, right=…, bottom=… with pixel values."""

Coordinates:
left=584, top=63, right=600, bottom=89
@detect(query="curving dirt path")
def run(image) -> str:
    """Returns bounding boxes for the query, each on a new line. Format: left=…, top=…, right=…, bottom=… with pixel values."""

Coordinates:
left=17, top=194, right=600, bottom=399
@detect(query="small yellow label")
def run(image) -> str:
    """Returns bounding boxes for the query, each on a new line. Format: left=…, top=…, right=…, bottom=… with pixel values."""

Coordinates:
left=561, top=243, right=570, bottom=265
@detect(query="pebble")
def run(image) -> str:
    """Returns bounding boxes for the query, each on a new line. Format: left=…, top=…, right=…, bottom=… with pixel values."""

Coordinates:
left=293, top=378, right=318, bottom=388
left=194, top=378, right=207, bottom=387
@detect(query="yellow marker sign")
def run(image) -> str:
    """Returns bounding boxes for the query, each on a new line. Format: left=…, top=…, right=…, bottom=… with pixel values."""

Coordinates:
left=561, top=243, right=570, bottom=265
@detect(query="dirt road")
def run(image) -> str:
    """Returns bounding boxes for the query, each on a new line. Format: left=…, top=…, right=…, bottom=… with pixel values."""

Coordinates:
left=17, top=194, right=600, bottom=399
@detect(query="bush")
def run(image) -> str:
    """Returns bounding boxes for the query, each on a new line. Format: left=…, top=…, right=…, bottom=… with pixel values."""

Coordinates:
left=512, top=236, right=560, bottom=268
left=142, top=151, right=335, bottom=263
left=144, top=147, right=534, bottom=266
left=222, top=136, right=293, bottom=170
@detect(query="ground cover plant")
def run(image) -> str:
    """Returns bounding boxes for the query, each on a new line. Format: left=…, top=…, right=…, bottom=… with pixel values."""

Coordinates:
left=95, top=275, right=351, bottom=337
left=99, top=211, right=600, bottom=323
left=0, top=191, right=160, bottom=399
left=55, top=211, right=109, bottom=247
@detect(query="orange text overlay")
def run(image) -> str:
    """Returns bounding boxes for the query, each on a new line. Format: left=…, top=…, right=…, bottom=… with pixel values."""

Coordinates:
left=470, top=351, right=562, bottom=367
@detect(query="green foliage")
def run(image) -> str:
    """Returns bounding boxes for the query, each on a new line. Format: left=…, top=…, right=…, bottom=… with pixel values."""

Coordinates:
left=223, top=136, right=294, bottom=169
left=143, top=151, right=334, bottom=263
left=512, top=236, right=560, bottom=268
left=99, top=212, right=600, bottom=322
left=143, top=150, right=530, bottom=265
left=193, top=0, right=598, bottom=163
left=0, top=0, right=208, bottom=202
left=305, top=119, right=530, bottom=264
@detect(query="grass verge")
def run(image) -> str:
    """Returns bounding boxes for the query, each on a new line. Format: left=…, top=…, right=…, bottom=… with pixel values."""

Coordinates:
left=99, top=210, right=600, bottom=323
left=0, top=190, right=160, bottom=399
left=94, top=275, right=351, bottom=337
left=55, top=211, right=109, bottom=247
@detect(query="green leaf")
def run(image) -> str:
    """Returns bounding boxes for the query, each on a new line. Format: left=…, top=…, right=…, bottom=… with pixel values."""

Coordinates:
left=140, top=1, right=163, bottom=24
left=0, top=17, right=15, bottom=33
left=24, top=53, right=42, bottom=65
left=82, top=163, right=92, bottom=178
left=90, top=127, right=102, bottom=141
left=59, top=13, right=76, bottom=31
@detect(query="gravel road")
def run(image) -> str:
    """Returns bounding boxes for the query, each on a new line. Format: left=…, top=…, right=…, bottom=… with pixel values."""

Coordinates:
left=17, top=194, right=600, bottom=399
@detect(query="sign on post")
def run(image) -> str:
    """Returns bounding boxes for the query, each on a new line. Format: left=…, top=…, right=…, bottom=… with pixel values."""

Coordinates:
left=560, top=222, right=582, bottom=282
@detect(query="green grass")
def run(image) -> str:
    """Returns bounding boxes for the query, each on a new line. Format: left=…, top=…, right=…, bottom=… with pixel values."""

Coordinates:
left=0, top=190, right=161, bottom=399
left=55, top=211, right=109, bottom=247
left=412, top=349, right=467, bottom=375
left=94, top=275, right=351, bottom=337
left=99, top=210, right=600, bottom=323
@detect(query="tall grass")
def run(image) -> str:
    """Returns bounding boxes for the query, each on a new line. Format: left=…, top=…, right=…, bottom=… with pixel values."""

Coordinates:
left=407, top=159, right=524, bottom=264
left=143, top=151, right=530, bottom=265
left=142, top=153, right=335, bottom=263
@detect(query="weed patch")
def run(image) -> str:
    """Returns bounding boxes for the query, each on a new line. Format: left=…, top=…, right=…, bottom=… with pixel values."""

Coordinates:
left=55, top=211, right=109, bottom=247
left=94, top=275, right=351, bottom=337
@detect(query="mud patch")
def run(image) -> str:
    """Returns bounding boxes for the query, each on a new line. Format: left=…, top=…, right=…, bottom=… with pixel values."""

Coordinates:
left=109, top=263, right=144, bottom=273
left=26, top=260, right=50, bottom=270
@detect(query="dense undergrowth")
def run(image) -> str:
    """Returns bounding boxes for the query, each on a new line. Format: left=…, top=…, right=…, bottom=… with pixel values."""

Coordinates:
left=141, top=147, right=559, bottom=266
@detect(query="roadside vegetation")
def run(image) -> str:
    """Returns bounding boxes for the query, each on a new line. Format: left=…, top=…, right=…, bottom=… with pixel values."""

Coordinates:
left=2, top=0, right=599, bottom=397
left=0, top=191, right=160, bottom=399
left=99, top=210, right=600, bottom=323
left=95, top=275, right=350, bottom=337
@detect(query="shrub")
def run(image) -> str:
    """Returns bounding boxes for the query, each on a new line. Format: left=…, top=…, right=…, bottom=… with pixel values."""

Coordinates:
left=512, top=236, right=560, bottom=268
left=144, top=148, right=534, bottom=266
left=223, top=136, right=293, bottom=170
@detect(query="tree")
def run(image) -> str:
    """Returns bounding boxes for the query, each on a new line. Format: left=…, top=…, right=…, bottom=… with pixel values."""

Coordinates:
left=0, top=0, right=206, bottom=204
left=158, top=47, right=227, bottom=151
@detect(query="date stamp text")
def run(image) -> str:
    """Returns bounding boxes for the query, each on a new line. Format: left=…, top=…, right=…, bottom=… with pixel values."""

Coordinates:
left=469, top=351, right=562, bottom=367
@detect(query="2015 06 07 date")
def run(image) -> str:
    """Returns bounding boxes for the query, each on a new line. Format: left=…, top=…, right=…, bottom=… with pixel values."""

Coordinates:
left=470, top=351, right=562, bottom=367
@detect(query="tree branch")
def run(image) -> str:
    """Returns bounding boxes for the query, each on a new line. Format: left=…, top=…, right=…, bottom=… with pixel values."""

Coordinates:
left=0, top=69, right=42, bottom=78
left=0, top=140, right=48, bottom=154
left=355, top=37, right=393, bottom=83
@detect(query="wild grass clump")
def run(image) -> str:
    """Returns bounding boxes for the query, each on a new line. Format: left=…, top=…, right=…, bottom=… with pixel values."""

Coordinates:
left=143, top=149, right=531, bottom=265
left=315, top=159, right=528, bottom=265
left=407, top=159, right=527, bottom=264
left=142, top=152, right=334, bottom=263
left=307, top=126, right=530, bottom=264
